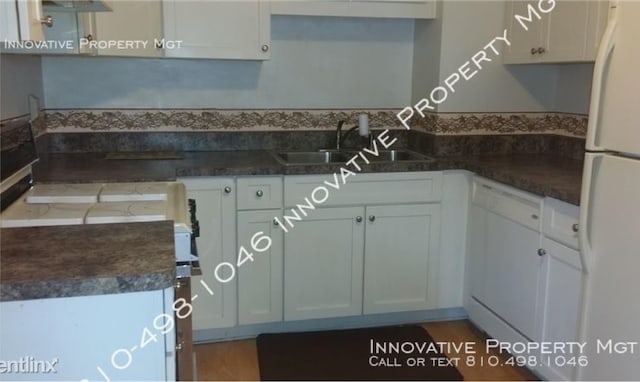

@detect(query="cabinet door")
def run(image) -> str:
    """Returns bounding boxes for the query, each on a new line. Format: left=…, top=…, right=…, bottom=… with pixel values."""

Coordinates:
left=237, top=209, right=283, bottom=325
left=584, top=1, right=609, bottom=60
left=0, top=1, right=21, bottom=41
left=180, top=177, right=237, bottom=330
left=535, top=238, right=583, bottom=381
left=363, top=203, right=440, bottom=314
left=541, top=1, right=590, bottom=62
left=467, top=204, right=488, bottom=304
left=17, top=0, right=45, bottom=41
left=503, top=0, right=544, bottom=63
left=271, top=0, right=435, bottom=19
left=163, top=0, right=270, bottom=60
left=284, top=206, right=365, bottom=321
left=482, top=211, right=541, bottom=340
left=94, top=0, right=163, bottom=57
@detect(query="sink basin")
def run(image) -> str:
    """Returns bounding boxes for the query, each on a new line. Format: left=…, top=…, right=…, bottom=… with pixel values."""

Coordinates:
left=272, top=149, right=433, bottom=165
left=367, top=150, right=432, bottom=162
left=274, top=151, right=351, bottom=165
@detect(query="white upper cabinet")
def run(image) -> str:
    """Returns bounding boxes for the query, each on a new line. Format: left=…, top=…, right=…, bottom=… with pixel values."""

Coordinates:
left=163, top=0, right=271, bottom=60
left=503, top=0, right=609, bottom=64
left=271, top=0, right=435, bottom=19
left=0, top=0, right=46, bottom=43
left=93, top=0, right=163, bottom=57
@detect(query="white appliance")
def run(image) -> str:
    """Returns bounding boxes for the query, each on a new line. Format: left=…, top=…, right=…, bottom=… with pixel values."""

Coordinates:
left=578, top=1, right=640, bottom=379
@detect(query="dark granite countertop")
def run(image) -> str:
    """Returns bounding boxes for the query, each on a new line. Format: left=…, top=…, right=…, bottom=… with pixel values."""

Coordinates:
left=0, top=221, right=175, bottom=301
left=439, top=155, right=583, bottom=205
left=32, top=150, right=583, bottom=205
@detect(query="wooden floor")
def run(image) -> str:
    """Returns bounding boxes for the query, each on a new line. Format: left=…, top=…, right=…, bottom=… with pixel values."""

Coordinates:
left=195, top=320, right=538, bottom=381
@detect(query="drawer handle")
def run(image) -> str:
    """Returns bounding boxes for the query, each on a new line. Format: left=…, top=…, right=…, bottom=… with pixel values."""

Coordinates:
left=224, top=186, right=232, bottom=194
left=256, top=190, right=264, bottom=198
left=531, top=214, right=539, bottom=220
left=572, top=223, right=579, bottom=233
left=538, top=248, right=547, bottom=257
left=369, top=215, right=376, bottom=222
left=355, top=216, right=363, bottom=223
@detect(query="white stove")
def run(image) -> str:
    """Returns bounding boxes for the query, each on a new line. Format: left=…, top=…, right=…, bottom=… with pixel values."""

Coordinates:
left=0, top=181, right=198, bottom=266
left=2, top=182, right=185, bottom=226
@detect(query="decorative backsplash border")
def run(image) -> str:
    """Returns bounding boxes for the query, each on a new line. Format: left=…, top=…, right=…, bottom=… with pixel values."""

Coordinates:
left=42, top=109, right=588, bottom=137
left=414, top=112, right=588, bottom=137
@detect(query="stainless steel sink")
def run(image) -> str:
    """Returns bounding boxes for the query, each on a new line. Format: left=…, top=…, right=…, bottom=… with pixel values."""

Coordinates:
left=367, top=150, right=432, bottom=162
left=273, top=150, right=351, bottom=165
left=272, top=149, right=433, bottom=165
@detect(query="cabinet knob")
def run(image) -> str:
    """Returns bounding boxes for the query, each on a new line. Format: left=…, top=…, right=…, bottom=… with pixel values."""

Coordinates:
left=531, top=47, right=537, bottom=55
left=531, top=214, right=539, bottom=220
left=369, top=215, right=376, bottom=222
left=261, top=44, right=269, bottom=52
left=85, top=34, right=94, bottom=42
left=355, top=216, right=363, bottom=223
left=175, top=342, right=184, bottom=352
left=256, top=190, right=264, bottom=198
left=537, top=47, right=546, bottom=54
left=273, top=219, right=279, bottom=226
left=224, top=186, right=232, bottom=194
left=572, top=223, right=579, bottom=233
left=538, top=248, right=547, bottom=257
left=41, top=15, right=53, bottom=28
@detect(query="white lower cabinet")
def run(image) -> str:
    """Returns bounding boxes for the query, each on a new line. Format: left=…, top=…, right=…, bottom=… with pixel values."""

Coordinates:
left=237, top=209, right=284, bottom=325
left=184, top=172, right=463, bottom=337
left=535, top=237, right=583, bottom=380
left=534, top=199, right=583, bottom=381
left=363, top=203, right=440, bottom=314
left=284, top=206, right=365, bottom=321
left=179, top=177, right=237, bottom=331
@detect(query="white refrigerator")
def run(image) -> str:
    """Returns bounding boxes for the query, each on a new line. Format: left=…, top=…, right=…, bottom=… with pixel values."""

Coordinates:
left=578, top=0, right=640, bottom=380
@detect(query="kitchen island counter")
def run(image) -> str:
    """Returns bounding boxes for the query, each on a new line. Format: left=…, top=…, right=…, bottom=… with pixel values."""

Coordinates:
left=0, top=221, right=175, bottom=301
left=32, top=150, right=583, bottom=205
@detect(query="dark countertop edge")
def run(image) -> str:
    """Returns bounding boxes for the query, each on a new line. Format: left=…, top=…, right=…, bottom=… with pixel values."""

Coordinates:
left=0, top=270, right=175, bottom=302
left=32, top=151, right=581, bottom=201
left=176, top=158, right=580, bottom=205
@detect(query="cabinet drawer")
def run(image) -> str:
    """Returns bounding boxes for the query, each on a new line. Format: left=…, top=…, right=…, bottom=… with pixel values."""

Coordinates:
left=472, top=177, right=542, bottom=231
left=284, top=172, right=442, bottom=207
left=237, top=177, right=283, bottom=210
left=543, top=198, right=579, bottom=250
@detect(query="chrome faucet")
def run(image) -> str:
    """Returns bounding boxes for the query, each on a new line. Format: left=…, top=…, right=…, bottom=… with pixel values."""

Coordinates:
left=336, top=119, right=375, bottom=150
left=336, top=120, right=346, bottom=151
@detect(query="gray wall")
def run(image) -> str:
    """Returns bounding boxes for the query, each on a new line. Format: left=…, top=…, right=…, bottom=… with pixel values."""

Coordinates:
left=555, top=63, right=594, bottom=115
left=411, top=0, right=593, bottom=114
left=42, top=16, right=415, bottom=109
left=38, top=11, right=593, bottom=114
left=1, top=55, right=44, bottom=120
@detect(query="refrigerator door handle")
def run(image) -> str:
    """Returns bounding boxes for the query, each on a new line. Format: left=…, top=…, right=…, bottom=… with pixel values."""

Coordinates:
left=586, top=5, right=618, bottom=151
left=578, top=153, right=602, bottom=274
